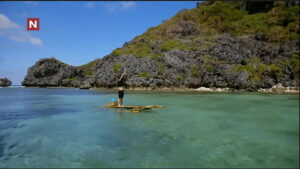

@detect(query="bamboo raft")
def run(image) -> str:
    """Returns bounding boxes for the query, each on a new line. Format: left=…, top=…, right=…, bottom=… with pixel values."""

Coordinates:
left=105, top=103, right=165, bottom=113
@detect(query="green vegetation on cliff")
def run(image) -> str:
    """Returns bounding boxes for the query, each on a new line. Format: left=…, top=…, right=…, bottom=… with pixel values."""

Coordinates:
left=111, top=1, right=299, bottom=57
left=233, top=58, right=282, bottom=82
left=112, top=63, right=122, bottom=72
left=138, top=72, right=150, bottom=78
left=48, top=57, right=69, bottom=67
left=76, top=59, right=100, bottom=76
left=231, top=53, right=299, bottom=83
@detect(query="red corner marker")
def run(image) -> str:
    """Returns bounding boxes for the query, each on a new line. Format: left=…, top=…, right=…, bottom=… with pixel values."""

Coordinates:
left=27, top=18, right=40, bottom=31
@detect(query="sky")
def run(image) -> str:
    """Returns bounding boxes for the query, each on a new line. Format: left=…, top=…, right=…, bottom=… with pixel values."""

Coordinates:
left=0, top=1, right=197, bottom=85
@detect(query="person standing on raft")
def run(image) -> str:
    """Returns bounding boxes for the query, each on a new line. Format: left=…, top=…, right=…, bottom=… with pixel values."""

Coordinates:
left=117, top=71, right=126, bottom=106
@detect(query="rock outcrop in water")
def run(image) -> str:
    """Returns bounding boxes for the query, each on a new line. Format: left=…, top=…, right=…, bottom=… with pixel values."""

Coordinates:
left=22, top=58, right=95, bottom=88
left=22, top=58, right=77, bottom=87
left=0, top=78, right=12, bottom=87
left=22, top=1, right=300, bottom=91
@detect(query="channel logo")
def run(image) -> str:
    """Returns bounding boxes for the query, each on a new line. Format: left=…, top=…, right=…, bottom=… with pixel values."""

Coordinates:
left=27, top=18, right=40, bottom=31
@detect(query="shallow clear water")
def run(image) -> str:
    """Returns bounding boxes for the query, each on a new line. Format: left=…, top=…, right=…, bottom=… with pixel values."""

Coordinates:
left=0, top=88, right=299, bottom=168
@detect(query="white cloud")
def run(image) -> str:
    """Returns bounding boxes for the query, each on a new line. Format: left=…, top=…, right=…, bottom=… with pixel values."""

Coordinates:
left=120, top=2, right=136, bottom=9
left=104, top=1, right=136, bottom=13
left=85, top=2, right=95, bottom=9
left=24, top=1, right=38, bottom=6
left=0, top=13, right=43, bottom=46
left=9, top=32, right=43, bottom=46
left=0, top=14, right=19, bottom=29
left=30, top=37, right=43, bottom=46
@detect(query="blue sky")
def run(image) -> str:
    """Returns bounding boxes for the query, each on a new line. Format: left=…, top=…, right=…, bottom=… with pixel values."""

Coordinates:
left=0, top=1, right=197, bottom=85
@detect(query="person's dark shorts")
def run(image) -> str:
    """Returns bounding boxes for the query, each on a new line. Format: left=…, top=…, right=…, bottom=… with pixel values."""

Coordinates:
left=118, top=90, right=124, bottom=99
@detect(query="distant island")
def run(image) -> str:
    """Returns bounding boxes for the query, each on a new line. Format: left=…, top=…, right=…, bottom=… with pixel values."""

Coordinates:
left=0, top=78, right=12, bottom=87
left=22, top=1, right=299, bottom=92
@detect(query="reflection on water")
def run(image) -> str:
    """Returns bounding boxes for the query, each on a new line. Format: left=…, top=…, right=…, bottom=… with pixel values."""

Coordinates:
left=0, top=88, right=299, bottom=168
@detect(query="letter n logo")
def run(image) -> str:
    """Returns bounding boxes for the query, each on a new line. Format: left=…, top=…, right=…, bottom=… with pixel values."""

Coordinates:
left=27, top=18, right=40, bottom=31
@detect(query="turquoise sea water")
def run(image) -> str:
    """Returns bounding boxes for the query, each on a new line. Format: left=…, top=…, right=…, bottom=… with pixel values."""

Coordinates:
left=0, top=88, right=299, bottom=168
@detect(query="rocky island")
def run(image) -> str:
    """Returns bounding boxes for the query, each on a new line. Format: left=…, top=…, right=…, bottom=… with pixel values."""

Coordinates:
left=22, top=1, right=299, bottom=91
left=0, top=78, right=12, bottom=87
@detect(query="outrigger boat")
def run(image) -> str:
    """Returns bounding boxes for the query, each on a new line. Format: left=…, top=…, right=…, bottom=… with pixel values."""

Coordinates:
left=105, top=103, right=165, bottom=113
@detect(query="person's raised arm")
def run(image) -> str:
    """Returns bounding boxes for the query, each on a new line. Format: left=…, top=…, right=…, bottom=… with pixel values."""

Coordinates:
left=118, top=68, right=127, bottom=81
left=119, top=72, right=125, bottom=82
